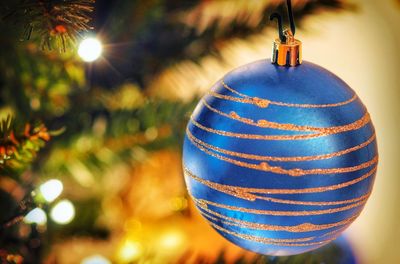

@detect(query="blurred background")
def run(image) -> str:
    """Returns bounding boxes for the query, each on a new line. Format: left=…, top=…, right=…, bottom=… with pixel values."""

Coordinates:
left=0, top=0, right=399, bottom=263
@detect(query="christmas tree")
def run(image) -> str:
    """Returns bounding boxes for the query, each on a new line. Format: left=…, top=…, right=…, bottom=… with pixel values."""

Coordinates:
left=0, top=0, right=361, bottom=263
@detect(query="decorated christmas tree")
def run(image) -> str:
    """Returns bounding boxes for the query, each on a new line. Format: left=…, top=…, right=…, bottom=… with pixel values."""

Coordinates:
left=0, top=0, right=381, bottom=263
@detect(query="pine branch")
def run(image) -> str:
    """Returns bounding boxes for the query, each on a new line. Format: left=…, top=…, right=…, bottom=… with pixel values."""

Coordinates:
left=1, top=0, right=95, bottom=52
left=0, top=116, right=49, bottom=262
left=146, top=0, right=352, bottom=101
left=181, top=0, right=349, bottom=35
left=0, top=115, right=50, bottom=171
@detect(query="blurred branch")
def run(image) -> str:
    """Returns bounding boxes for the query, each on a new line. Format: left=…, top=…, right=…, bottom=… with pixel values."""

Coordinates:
left=147, top=0, right=354, bottom=101
left=0, top=192, right=35, bottom=230
left=180, top=0, right=349, bottom=34
left=0, top=42, right=86, bottom=119
left=98, top=0, right=350, bottom=89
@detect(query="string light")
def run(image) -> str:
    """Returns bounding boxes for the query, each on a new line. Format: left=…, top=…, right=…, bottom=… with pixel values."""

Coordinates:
left=24, top=208, right=47, bottom=225
left=81, top=255, right=111, bottom=264
left=39, top=179, right=63, bottom=202
left=78, top=37, right=103, bottom=62
left=50, top=199, right=75, bottom=224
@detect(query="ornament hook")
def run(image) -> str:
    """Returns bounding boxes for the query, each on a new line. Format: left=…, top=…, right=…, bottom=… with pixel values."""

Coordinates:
left=270, top=0, right=296, bottom=38
left=270, top=0, right=301, bottom=66
left=269, top=13, right=286, bottom=42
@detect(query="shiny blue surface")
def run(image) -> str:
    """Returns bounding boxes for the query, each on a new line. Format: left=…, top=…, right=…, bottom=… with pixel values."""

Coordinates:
left=182, top=60, right=377, bottom=256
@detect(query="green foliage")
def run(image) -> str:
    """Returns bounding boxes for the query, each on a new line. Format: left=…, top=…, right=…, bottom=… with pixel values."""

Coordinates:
left=0, top=115, right=50, bottom=173
left=0, top=44, right=86, bottom=120
left=1, top=0, right=95, bottom=52
left=38, top=84, right=197, bottom=190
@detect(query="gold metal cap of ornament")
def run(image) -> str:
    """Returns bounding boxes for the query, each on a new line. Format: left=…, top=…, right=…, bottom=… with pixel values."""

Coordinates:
left=270, top=0, right=302, bottom=67
left=271, top=30, right=302, bottom=66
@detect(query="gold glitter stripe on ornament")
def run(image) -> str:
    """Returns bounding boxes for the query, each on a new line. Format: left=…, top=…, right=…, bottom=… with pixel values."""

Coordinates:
left=202, top=210, right=353, bottom=242
left=201, top=211, right=318, bottom=242
left=195, top=200, right=360, bottom=232
left=187, top=133, right=378, bottom=176
left=194, top=197, right=366, bottom=216
left=208, top=90, right=259, bottom=106
left=220, top=80, right=358, bottom=108
left=184, top=167, right=372, bottom=205
left=190, top=117, right=330, bottom=140
left=319, top=226, right=349, bottom=238
left=184, top=166, right=376, bottom=195
left=209, top=222, right=336, bottom=247
left=202, top=98, right=371, bottom=134
left=187, top=128, right=376, bottom=162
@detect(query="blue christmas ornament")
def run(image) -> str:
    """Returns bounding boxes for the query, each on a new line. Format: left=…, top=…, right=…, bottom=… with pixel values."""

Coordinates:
left=182, top=0, right=377, bottom=257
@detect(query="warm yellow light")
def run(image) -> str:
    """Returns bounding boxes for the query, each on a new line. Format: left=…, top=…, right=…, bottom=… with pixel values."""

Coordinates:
left=78, top=37, right=102, bottom=62
left=50, top=199, right=75, bottom=224
left=24, top=208, right=47, bottom=225
left=81, top=254, right=111, bottom=264
left=40, top=179, right=63, bottom=202
left=117, top=240, right=142, bottom=262
left=159, top=230, right=185, bottom=249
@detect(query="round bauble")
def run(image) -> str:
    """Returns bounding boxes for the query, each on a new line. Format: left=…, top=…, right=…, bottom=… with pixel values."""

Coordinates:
left=182, top=60, right=377, bottom=256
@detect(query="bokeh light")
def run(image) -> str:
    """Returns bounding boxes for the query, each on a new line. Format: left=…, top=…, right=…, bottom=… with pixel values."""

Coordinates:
left=39, top=179, right=63, bottom=202
left=50, top=200, right=75, bottom=225
left=81, top=254, right=111, bottom=264
left=117, top=240, right=142, bottom=262
left=159, top=230, right=185, bottom=249
left=78, top=37, right=102, bottom=62
left=24, top=208, right=47, bottom=225
left=169, top=197, right=188, bottom=211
